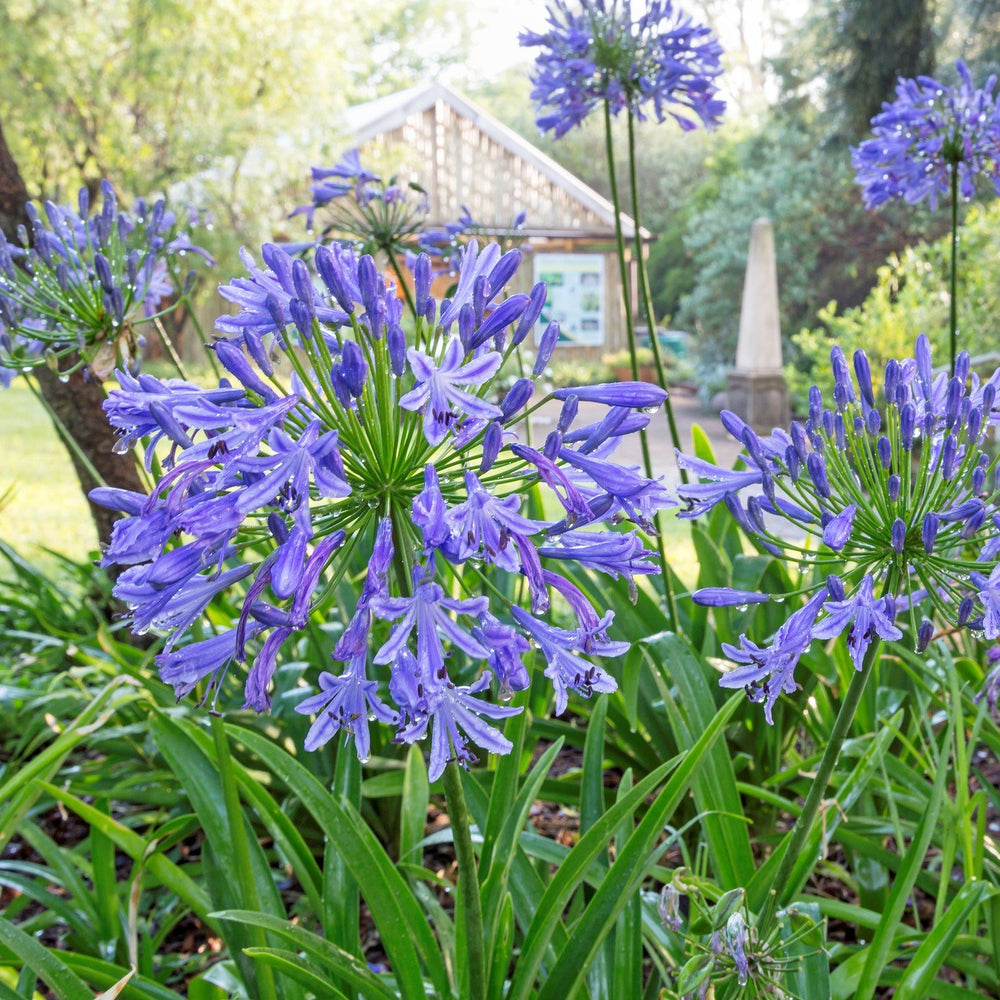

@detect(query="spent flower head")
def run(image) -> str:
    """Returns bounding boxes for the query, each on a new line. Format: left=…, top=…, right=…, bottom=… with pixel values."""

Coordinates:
left=520, top=0, right=725, bottom=138
left=682, top=335, right=1000, bottom=719
left=0, top=180, right=212, bottom=380
left=94, top=239, right=673, bottom=779
left=852, top=60, right=1000, bottom=210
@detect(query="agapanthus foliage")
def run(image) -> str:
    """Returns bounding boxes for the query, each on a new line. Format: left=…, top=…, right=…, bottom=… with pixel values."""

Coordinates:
left=93, top=239, right=673, bottom=779
left=0, top=180, right=212, bottom=380
left=519, top=0, right=725, bottom=138
left=681, top=335, right=1000, bottom=721
left=852, top=60, right=1000, bottom=211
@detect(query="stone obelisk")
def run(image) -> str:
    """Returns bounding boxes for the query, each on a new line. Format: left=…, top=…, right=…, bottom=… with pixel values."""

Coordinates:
left=726, top=217, right=789, bottom=431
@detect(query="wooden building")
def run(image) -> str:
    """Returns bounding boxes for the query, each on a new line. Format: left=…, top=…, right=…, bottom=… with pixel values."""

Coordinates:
left=345, top=82, right=647, bottom=355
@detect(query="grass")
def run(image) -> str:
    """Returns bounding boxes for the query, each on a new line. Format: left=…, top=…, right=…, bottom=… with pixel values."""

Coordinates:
left=0, top=380, right=99, bottom=570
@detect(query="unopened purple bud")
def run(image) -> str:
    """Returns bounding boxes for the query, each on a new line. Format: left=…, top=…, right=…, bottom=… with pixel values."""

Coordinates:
left=358, top=255, right=379, bottom=311
left=215, top=339, right=271, bottom=398
left=830, top=345, right=855, bottom=407
left=480, top=421, right=502, bottom=472
left=973, top=463, right=987, bottom=494
left=470, top=293, right=530, bottom=351
left=486, top=249, right=522, bottom=299
left=877, top=435, right=892, bottom=469
left=55, top=262, right=70, bottom=293
left=916, top=619, right=935, bottom=652
left=884, top=358, right=899, bottom=398
left=543, top=430, right=562, bottom=460
left=94, top=252, right=114, bottom=292
left=512, top=282, right=547, bottom=346
left=823, top=505, right=856, bottom=550
left=941, top=434, right=958, bottom=480
left=915, top=334, right=933, bottom=387
left=806, top=452, right=830, bottom=498
left=691, top=587, right=769, bottom=607
left=78, top=186, right=89, bottom=218
left=557, top=394, right=578, bottom=433
left=108, top=288, right=124, bottom=324
left=790, top=421, right=809, bottom=464
left=387, top=323, right=406, bottom=376
left=922, top=513, right=939, bottom=553
left=414, top=252, right=431, bottom=303
left=786, top=446, right=800, bottom=480
left=315, top=245, right=355, bottom=313
left=853, top=415, right=865, bottom=436
left=720, top=409, right=749, bottom=442
left=533, top=322, right=558, bottom=375
left=961, top=506, right=987, bottom=538
left=982, top=384, right=996, bottom=413
left=245, top=330, right=274, bottom=377
left=723, top=492, right=755, bottom=534
left=473, top=274, right=488, bottom=324
left=291, top=259, right=315, bottom=310
left=289, top=298, right=313, bottom=340
left=746, top=495, right=767, bottom=533
left=458, top=303, right=477, bottom=352
left=955, top=351, right=971, bottom=383
left=493, top=380, right=528, bottom=423
left=900, top=403, right=916, bottom=450
left=822, top=409, right=835, bottom=437
left=854, top=350, right=875, bottom=406
left=339, top=339, right=367, bottom=397
left=888, top=474, right=901, bottom=501
left=265, top=294, right=286, bottom=332
left=945, top=377, right=962, bottom=429
left=958, top=597, right=974, bottom=627
left=808, top=385, right=823, bottom=424
left=891, top=517, right=907, bottom=554
left=866, top=408, right=881, bottom=435
left=835, top=413, right=847, bottom=450
left=968, top=406, right=983, bottom=442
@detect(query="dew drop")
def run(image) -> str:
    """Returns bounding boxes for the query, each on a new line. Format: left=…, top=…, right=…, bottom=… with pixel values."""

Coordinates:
left=736, top=604, right=749, bottom=612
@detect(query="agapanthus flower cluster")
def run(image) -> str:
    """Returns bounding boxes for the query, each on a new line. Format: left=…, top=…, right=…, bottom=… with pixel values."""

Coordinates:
left=852, top=60, right=1000, bottom=210
left=291, top=149, right=436, bottom=258
left=680, top=335, right=1000, bottom=721
left=0, top=180, right=212, bottom=380
left=519, top=0, right=725, bottom=139
left=93, top=239, right=673, bottom=779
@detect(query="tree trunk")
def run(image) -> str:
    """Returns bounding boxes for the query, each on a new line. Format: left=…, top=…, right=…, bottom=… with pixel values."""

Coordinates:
left=0, top=117, right=145, bottom=547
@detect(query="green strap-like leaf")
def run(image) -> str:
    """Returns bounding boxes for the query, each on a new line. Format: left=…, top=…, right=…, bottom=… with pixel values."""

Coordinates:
left=0, top=917, right=91, bottom=1000
left=228, top=725, right=449, bottom=1000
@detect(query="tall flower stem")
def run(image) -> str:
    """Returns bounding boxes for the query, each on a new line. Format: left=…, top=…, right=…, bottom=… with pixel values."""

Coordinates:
left=443, top=761, right=486, bottom=1000
left=949, top=166, right=959, bottom=376
left=756, top=572, right=896, bottom=939
left=603, top=103, right=679, bottom=629
left=626, top=111, right=687, bottom=485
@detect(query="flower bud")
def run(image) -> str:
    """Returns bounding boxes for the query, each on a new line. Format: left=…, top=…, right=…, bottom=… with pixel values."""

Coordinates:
left=888, top=473, right=901, bottom=501
left=878, top=435, right=892, bottom=469
left=916, top=619, right=935, bottom=652
left=922, top=512, right=939, bottom=553
left=501, top=377, right=534, bottom=421
left=891, top=517, right=907, bottom=554
left=533, top=322, right=559, bottom=375
left=958, top=596, right=974, bottom=627
left=388, top=323, right=406, bottom=376
left=854, top=349, right=875, bottom=406
left=480, top=421, right=502, bottom=472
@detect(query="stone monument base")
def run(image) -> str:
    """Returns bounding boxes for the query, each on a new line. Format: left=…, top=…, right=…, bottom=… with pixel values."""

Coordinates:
left=726, top=370, right=789, bottom=433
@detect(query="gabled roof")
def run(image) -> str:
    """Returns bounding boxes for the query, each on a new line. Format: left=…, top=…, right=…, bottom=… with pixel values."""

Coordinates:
left=344, top=82, right=647, bottom=240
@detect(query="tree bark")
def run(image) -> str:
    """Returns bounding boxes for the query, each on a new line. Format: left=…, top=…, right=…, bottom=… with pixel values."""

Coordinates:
left=0, top=117, right=145, bottom=546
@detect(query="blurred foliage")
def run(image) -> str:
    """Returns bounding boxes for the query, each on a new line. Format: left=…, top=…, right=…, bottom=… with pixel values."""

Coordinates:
left=788, top=199, right=1000, bottom=410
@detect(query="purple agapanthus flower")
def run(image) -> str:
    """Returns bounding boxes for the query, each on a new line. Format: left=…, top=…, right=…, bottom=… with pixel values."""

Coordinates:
left=852, top=60, right=1000, bottom=210
left=684, top=334, right=1000, bottom=721
left=0, top=180, right=212, bottom=381
left=520, top=0, right=725, bottom=137
left=97, top=239, right=673, bottom=776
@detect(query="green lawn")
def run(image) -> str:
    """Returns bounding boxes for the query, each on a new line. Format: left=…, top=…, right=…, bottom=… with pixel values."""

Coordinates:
left=0, top=380, right=99, bottom=568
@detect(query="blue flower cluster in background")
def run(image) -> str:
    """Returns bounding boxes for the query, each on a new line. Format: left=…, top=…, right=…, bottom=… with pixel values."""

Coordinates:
left=0, top=180, right=211, bottom=382
left=93, top=239, right=674, bottom=779
left=852, top=60, right=1000, bottom=210
left=682, top=336, right=1000, bottom=721
left=520, top=0, right=725, bottom=138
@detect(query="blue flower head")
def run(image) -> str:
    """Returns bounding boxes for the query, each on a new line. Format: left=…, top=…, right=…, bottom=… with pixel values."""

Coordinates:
left=683, top=336, right=1000, bottom=719
left=0, top=181, right=212, bottom=381
left=852, top=60, right=1000, bottom=210
left=520, top=0, right=725, bottom=138
left=95, top=240, right=674, bottom=780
